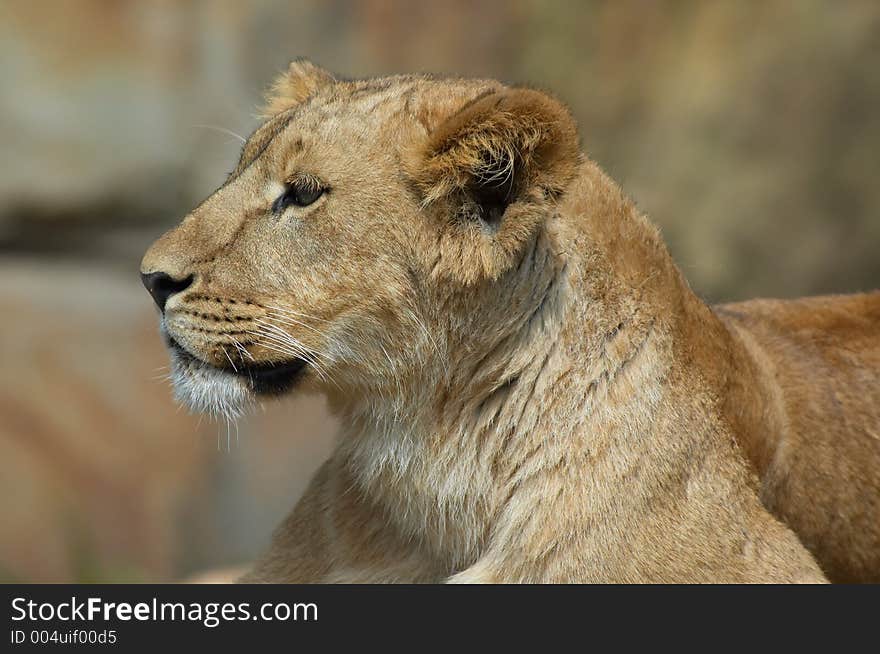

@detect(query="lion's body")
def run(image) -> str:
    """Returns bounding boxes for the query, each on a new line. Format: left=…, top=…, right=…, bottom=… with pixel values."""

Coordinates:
left=716, top=293, right=880, bottom=582
left=141, top=64, right=879, bottom=583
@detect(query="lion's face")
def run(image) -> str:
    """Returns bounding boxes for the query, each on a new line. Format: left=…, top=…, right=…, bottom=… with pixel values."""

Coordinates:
left=140, top=61, right=579, bottom=418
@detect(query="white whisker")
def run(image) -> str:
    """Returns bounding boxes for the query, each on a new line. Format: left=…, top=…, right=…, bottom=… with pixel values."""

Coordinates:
left=230, top=337, right=254, bottom=361
left=247, top=319, right=342, bottom=390
left=259, top=313, right=326, bottom=339
left=253, top=320, right=333, bottom=363
left=248, top=326, right=315, bottom=361
left=192, top=124, right=247, bottom=144
left=221, top=346, right=238, bottom=373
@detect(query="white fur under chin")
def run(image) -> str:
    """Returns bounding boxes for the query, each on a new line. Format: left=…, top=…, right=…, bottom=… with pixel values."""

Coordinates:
left=169, top=350, right=253, bottom=420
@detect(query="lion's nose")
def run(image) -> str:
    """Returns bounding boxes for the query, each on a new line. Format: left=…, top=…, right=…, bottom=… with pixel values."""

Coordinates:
left=140, top=271, right=194, bottom=312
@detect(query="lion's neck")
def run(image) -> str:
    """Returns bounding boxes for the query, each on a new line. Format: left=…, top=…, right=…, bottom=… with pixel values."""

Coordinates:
left=333, top=160, right=730, bottom=572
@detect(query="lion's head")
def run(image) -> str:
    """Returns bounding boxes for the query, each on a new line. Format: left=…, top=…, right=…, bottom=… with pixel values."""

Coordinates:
left=140, top=60, right=580, bottom=419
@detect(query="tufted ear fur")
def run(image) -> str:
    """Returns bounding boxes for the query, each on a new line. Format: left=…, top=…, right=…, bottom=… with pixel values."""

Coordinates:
left=410, top=87, right=581, bottom=281
left=261, top=59, right=336, bottom=116
left=415, top=88, right=580, bottom=213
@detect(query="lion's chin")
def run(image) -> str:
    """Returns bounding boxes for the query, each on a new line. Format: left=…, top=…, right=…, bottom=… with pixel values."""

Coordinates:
left=165, top=335, right=308, bottom=419
left=168, top=348, right=254, bottom=420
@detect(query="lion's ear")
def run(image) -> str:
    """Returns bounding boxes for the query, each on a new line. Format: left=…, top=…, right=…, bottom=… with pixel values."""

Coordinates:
left=261, top=59, right=336, bottom=116
left=413, top=88, right=580, bottom=224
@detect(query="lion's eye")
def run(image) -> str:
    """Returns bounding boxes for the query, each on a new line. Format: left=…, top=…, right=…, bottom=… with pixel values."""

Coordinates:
left=272, top=178, right=325, bottom=214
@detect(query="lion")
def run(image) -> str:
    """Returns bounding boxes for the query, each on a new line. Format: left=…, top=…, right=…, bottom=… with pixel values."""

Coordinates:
left=141, top=60, right=879, bottom=583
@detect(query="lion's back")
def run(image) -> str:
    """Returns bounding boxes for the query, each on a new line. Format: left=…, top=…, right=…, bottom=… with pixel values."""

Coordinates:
left=716, top=291, right=880, bottom=582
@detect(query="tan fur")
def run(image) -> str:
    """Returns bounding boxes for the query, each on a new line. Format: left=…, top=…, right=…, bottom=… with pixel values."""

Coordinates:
left=141, top=62, right=880, bottom=583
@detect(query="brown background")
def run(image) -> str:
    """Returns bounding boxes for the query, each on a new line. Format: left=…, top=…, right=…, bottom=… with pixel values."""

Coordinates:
left=1, top=0, right=878, bottom=582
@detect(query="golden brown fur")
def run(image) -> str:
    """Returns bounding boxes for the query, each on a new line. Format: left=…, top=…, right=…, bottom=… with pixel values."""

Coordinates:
left=141, top=61, right=879, bottom=583
left=715, top=294, right=880, bottom=582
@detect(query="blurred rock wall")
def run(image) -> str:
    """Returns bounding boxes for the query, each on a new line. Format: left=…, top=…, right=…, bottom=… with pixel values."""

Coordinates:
left=0, top=0, right=878, bottom=581
left=0, top=258, right=335, bottom=581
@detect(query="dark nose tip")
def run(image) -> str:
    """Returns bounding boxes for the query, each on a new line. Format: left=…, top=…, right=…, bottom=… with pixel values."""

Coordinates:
left=140, top=271, right=194, bottom=312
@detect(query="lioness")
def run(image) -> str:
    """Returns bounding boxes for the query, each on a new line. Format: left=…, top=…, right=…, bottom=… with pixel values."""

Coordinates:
left=141, top=61, right=880, bottom=583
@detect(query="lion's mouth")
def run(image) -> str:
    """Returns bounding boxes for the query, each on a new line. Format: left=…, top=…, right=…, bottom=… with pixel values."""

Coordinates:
left=166, top=335, right=307, bottom=396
